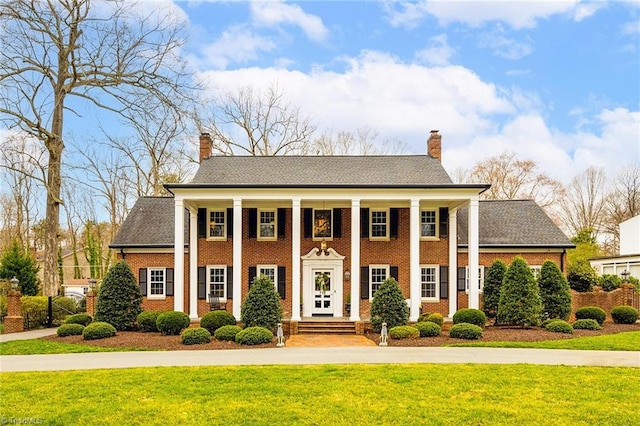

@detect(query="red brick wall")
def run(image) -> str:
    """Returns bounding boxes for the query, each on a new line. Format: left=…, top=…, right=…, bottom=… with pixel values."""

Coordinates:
left=570, top=284, right=638, bottom=322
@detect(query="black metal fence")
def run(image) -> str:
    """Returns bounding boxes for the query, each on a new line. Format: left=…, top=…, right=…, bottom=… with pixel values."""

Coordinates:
left=1, top=295, right=84, bottom=330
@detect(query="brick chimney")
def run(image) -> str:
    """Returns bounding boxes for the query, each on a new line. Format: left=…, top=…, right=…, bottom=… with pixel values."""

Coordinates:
left=427, top=130, right=441, bottom=162
left=199, top=132, right=212, bottom=163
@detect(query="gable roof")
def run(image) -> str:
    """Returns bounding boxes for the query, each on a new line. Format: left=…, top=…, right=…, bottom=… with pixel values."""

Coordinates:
left=456, top=200, right=573, bottom=248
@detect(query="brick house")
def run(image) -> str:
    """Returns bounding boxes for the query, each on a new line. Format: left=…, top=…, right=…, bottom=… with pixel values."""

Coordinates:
left=110, top=131, right=573, bottom=325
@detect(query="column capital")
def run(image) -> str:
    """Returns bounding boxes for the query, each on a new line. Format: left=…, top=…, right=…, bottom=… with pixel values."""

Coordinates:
left=351, top=198, right=361, bottom=207
left=292, top=197, right=301, bottom=207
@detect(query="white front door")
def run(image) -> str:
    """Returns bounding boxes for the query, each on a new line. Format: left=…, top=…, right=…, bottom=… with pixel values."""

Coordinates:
left=312, top=269, right=333, bottom=315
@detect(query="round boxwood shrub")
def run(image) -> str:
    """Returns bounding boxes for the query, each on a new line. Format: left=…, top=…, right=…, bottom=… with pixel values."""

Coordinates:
left=452, top=308, right=486, bottom=328
left=181, top=327, right=211, bottom=345
left=235, top=326, right=273, bottom=345
left=575, top=306, right=606, bottom=325
left=415, top=321, right=441, bottom=337
left=388, top=325, right=420, bottom=339
left=64, top=313, right=92, bottom=326
left=572, top=319, right=601, bottom=330
left=57, top=323, right=85, bottom=337
left=417, top=312, right=431, bottom=322
left=449, top=323, right=483, bottom=340
left=214, top=325, right=243, bottom=341
left=611, top=306, right=639, bottom=324
left=200, top=310, right=237, bottom=335
left=545, top=319, right=573, bottom=334
left=423, top=313, right=444, bottom=327
left=137, top=311, right=163, bottom=332
left=83, top=321, right=117, bottom=340
left=156, top=311, right=190, bottom=336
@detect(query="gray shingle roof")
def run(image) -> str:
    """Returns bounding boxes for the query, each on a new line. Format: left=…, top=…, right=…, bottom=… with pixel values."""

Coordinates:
left=190, top=155, right=454, bottom=186
left=457, top=200, right=573, bottom=247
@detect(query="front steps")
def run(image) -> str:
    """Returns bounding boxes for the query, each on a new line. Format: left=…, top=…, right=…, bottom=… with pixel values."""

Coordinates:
left=296, top=320, right=357, bottom=335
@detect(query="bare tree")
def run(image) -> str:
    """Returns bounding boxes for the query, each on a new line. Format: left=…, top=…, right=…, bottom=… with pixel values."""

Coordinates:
left=311, top=126, right=406, bottom=155
left=560, top=167, right=607, bottom=237
left=0, top=0, right=194, bottom=295
left=603, top=163, right=640, bottom=254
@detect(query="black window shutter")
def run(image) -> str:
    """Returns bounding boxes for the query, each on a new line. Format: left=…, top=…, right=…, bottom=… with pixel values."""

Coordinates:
left=166, top=268, right=174, bottom=296
left=197, top=267, right=206, bottom=299
left=248, top=266, right=257, bottom=289
left=248, top=208, right=257, bottom=238
left=439, top=266, right=449, bottom=299
left=303, top=208, right=312, bottom=238
left=390, top=208, right=399, bottom=238
left=333, top=208, right=342, bottom=238
left=360, top=208, right=369, bottom=238
left=277, top=208, right=286, bottom=238
left=390, top=266, right=399, bottom=281
left=457, top=267, right=466, bottom=291
left=439, top=207, right=449, bottom=238
left=197, top=208, right=206, bottom=238
left=360, top=266, right=369, bottom=300
left=227, top=266, right=233, bottom=299
left=138, top=268, right=147, bottom=296
left=227, top=208, right=234, bottom=238
left=277, top=266, right=286, bottom=299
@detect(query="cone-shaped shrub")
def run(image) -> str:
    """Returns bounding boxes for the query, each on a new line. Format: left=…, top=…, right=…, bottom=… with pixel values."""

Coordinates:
left=370, top=277, right=409, bottom=332
left=482, top=260, right=507, bottom=321
left=240, top=275, right=282, bottom=332
left=95, top=261, right=142, bottom=331
left=538, top=260, right=572, bottom=321
left=497, top=256, right=542, bottom=327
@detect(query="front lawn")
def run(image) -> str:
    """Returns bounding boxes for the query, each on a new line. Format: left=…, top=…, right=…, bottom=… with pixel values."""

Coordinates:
left=0, top=339, right=149, bottom=355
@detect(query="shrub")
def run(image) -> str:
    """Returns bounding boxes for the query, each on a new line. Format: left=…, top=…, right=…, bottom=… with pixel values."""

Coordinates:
left=235, top=326, right=273, bottom=345
left=214, top=325, right=243, bottom=341
left=200, top=310, right=237, bottom=335
left=137, top=311, right=163, bottom=332
left=567, top=259, right=597, bottom=292
left=57, top=323, right=85, bottom=337
left=414, top=321, right=441, bottom=337
left=181, top=327, right=211, bottom=345
left=240, top=275, right=282, bottom=332
left=156, top=311, right=190, bottom=335
left=611, top=306, right=639, bottom=324
left=64, top=313, right=92, bottom=326
left=20, top=296, right=49, bottom=327
left=449, top=323, right=483, bottom=340
left=497, top=256, right=542, bottom=327
left=483, top=260, right=507, bottom=320
left=425, top=313, right=443, bottom=327
left=95, top=261, right=142, bottom=331
left=0, top=240, right=40, bottom=295
left=627, top=276, right=640, bottom=291
left=452, top=308, right=486, bottom=328
left=417, top=312, right=431, bottom=323
left=544, top=320, right=573, bottom=334
left=572, top=319, right=601, bottom=330
left=598, top=274, right=622, bottom=292
left=575, top=306, right=606, bottom=325
left=83, top=322, right=117, bottom=340
left=52, top=297, right=78, bottom=320
left=388, top=325, right=420, bottom=339
left=370, top=277, right=409, bottom=332
left=540, top=318, right=556, bottom=328
left=538, top=260, right=572, bottom=321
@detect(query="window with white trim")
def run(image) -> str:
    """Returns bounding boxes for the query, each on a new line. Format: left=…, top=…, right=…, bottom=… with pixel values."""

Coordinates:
left=208, top=266, right=226, bottom=300
left=370, top=265, right=389, bottom=298
left=208, top=209, right=226, bottom=239
left=465, top=265, right=485, bottom=293
left=530, top=265, right=542, bottom=280
left=148, top=268, right=166, bottom=299
left=421, top=265, right=439, bottom=300
left=257, top=265, right=278, bottom=289
left=420, top=210, right=437, bottom=238
left=258, top=209, right=277, bottom=240
left=370, top=209, right=388, bottom=239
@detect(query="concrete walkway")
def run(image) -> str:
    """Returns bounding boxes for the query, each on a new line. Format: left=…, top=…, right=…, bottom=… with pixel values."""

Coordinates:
left=0, top=328, right=58, bottom=342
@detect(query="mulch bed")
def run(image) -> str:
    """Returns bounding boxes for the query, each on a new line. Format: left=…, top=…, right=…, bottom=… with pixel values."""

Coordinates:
left=41, top=322, right=640, bottom=351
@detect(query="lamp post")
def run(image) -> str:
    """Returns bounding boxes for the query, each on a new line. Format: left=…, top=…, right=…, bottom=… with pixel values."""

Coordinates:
left=9, top=276, right=19, bottom=290
left=620, top=269, right=630, bottom=282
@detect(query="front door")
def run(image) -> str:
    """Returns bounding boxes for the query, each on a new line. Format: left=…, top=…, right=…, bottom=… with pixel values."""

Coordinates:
left=312, top=269, right=332, bottom=315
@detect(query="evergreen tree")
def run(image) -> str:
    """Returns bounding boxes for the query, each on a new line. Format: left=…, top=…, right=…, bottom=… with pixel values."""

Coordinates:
left=538, top=260, right=572, bottom=320
left=0, top=241, right=40, bottom=295
left=95, top=261, right=142, bottom=330
left=240, top=275, right=283, bottom=332
left=370, top=277, right=409, bottom=332
left=566, top=259, right=597, bottom=292
left=497, top=256, right=542, bottom=327
left=482, top=259, right=507, bottom=322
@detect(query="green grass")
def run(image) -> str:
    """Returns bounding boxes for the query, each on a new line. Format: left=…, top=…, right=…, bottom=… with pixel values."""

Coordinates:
left=1, top=365, right=638, bottom=425
left=0, top=339, right=148, bottom=355
left=450, top=331, right=640, bottom=351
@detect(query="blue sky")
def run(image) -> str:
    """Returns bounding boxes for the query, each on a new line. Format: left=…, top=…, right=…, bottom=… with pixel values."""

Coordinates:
left=172, top=0, right=639, bottom=183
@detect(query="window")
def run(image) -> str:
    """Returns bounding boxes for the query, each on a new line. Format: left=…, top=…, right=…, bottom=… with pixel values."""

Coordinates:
left=530, top=265, right=542, bottom=280
left=370, top=265, right=389, bottom=298
left=465, top=266, right=485, bottom=293
left=148, top=267, right=166, bottom=299
left=208, top=209, right=226, bottom=239
left=257, top=265, right=278, bottom=291
left=420, top=210, right=437, bottom=238
left=370, top=209, right=388, bottom=239
left=313, top=209, right=332, bottom=240
left=258, top=209, right=277, bottom=240
left=208, top=266, right=226, bottom=300
left=421, top=265, right=438, bottom=299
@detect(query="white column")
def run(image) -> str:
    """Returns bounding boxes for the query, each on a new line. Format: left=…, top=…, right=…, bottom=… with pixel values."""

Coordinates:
left=350, top=199, right=361, bottom=321
left=188, top=207, right=198, bottom=319
left=448, top=209, right=458, bottom=318
left=291, top=198, right=302, bottom=321
left=468, top=198, right=480, bottom=309
left=173, top=198, right=185, bottom=312
left=409, top=199, right=421, bottom=322
left=232, top=198, right=242, bottom=320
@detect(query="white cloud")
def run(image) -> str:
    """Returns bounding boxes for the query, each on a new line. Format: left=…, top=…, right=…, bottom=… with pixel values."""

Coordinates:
left=622, top=20, right=640, bottom=34
left=573, top=2, right=606, bottom=21
left=478, top=26, right=533, bottom=59
left=199, top=25, right=276, bottom=69
left=250, top=0, right=329, bottom=42
left=415, top=34, right=456, bottom=66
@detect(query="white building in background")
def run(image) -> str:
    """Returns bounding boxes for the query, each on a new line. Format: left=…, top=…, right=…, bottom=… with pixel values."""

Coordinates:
left=590, top=215, right=640, bottom=278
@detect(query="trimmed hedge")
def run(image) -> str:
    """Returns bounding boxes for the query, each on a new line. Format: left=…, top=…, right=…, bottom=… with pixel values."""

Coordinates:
left=214, top=325, right=243, bottom=341
left=423, top=313, right=444, bottom=327
left=57, top=323, right=85, bottom=337
left=83, top=322, right=117, bottom=340
left=181, top=327, right=211, bottom=345
left=414, top=321, right=441, bottom=337
left=64, top=313, right=92, bottom=326
left=572, top=319, right=601, bottom=330
left=137, top=311, right=163, bottom=332
left=575, top=306, right=606, bottom=325
left=200, top=310, right=237, bottom=335
left=545, top=320, right=573, bottom=334
left=388, top=325, right=420, bottom=339
left=156, top=311, right=190, bottom=336
left=235, top=326, right=273, bottom=345
left=611, top=306, right=639, bottom=324
left=452, top=308, right=486, bottom=328
left=449, top=323, right=483, bottom=340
